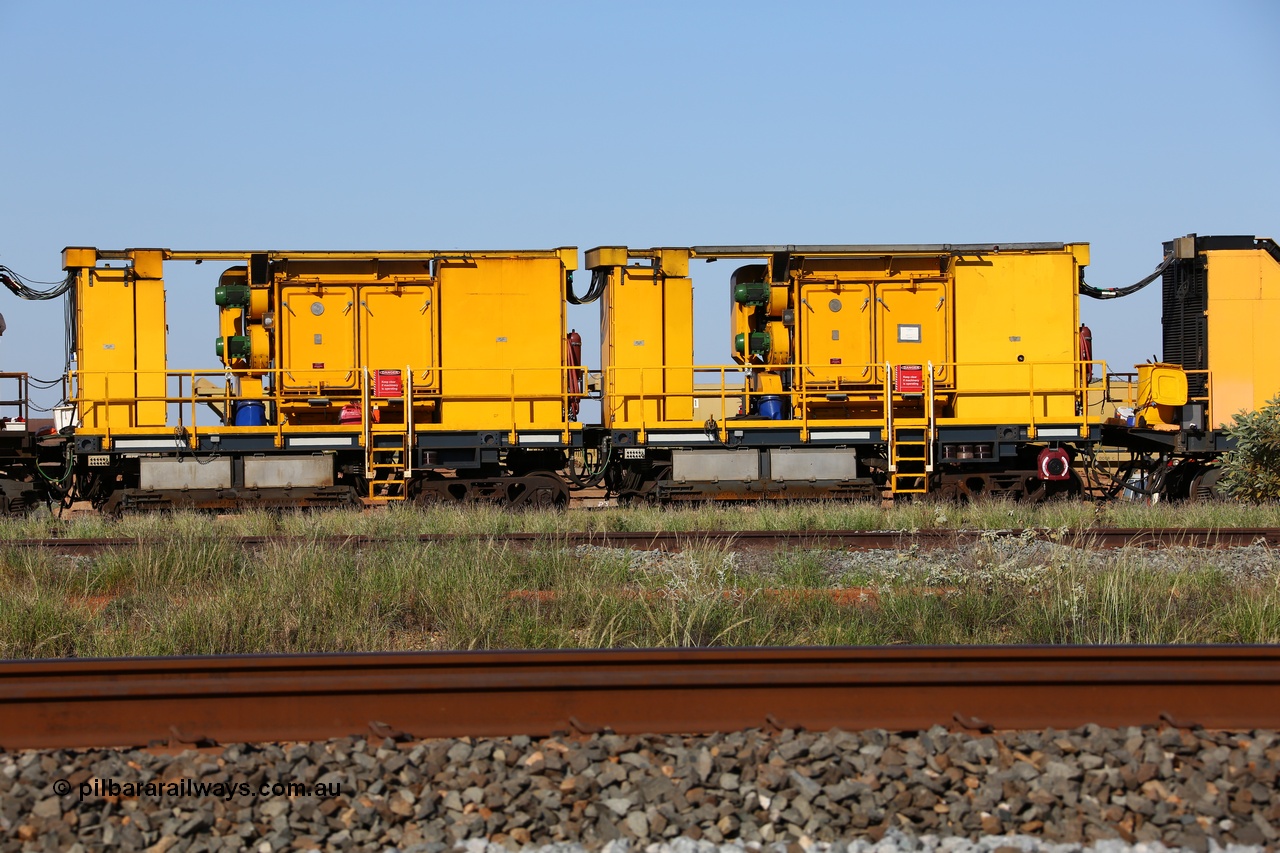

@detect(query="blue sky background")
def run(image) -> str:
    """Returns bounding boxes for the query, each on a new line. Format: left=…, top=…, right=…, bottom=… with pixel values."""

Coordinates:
left=2, top=1, right=1277, bottom=415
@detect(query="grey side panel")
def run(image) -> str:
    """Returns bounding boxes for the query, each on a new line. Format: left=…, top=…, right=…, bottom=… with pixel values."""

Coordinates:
left=769, top=449, right=858, bottom=482
left=672, top=449, right=759, bottom=482
left=140, top=458, right=233, bottom=490
left=244, top=455, right=334, bottom=489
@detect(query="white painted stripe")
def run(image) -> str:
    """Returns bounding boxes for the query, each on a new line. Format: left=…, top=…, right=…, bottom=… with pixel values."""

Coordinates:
left=111, top=439, right=185, bottom=450
left=286, top=436, right=356, bottom=448
left=1036, top=427, right=1080, bottom=438
left=517, top=434, right=563, bottom=445
left=646, top=433, right=714, bottom=444
left=810, top=430, right=874, bottom=440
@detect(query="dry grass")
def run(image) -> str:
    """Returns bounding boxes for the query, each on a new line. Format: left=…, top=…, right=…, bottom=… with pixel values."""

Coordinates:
left=1, top=517, right=1277, bottom=657
left=3, top=498, right=1279, bottom=542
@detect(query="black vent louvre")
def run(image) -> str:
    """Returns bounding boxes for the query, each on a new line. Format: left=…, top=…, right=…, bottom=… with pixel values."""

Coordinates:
left=1161, top=257, right=1209, bottom=400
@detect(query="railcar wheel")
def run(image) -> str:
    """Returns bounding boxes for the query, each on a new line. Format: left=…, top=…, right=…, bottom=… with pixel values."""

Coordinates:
left=506, top=473, right=569, bottom=509
left=1020, top=478, right=1049, bottom=504
left=0, top=479, right=37, bottom=515
left=412, top=473, right=568, bottom=508
left=1189, top=466, right=1226, bottom=501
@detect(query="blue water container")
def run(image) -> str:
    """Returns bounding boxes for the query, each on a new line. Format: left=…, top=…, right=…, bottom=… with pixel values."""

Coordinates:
left=758, top=395, right=785, bottom=420
left=233, top=401, right=267, bottom=426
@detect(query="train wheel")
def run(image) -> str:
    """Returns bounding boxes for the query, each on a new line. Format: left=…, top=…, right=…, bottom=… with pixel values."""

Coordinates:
left=506, top=473, right=569, bottom=509
left=1020, top=477, right=1049, bottom=504
left=1189, top=466, right=1226, bottom=502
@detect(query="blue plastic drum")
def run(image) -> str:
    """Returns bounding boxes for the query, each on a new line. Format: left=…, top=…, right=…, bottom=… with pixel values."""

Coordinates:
left=233, top=401, right=267, bottom=426
left=758, top=395, right=785, bottom=420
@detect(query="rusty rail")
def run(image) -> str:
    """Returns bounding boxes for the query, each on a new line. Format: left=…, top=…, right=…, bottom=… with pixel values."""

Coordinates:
left=5, top=527, right=1279, bottom=555
left=0, top=646, right=1277, bottom=749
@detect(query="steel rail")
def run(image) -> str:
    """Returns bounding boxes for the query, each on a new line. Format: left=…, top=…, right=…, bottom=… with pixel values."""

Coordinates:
left=0, top=646, right=1277, bottom=750
left=5, top=527, right=1278, bottom=555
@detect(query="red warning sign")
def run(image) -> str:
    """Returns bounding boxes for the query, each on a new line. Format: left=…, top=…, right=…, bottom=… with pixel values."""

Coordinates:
left=894, top=364, right=924, bottom=392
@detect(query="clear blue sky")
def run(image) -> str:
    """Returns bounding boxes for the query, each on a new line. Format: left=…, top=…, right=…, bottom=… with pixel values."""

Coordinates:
left=2, top=1, right=1277, bottom=415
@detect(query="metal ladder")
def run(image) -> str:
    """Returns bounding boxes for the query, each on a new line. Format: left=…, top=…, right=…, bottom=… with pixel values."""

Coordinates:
left=889, top=424, right=930, bottom=494
left=363, top=368, right=411, bottom=503
left=366, top=429, right=409, bottom=502
left=885, top=361, right=936, bottom=496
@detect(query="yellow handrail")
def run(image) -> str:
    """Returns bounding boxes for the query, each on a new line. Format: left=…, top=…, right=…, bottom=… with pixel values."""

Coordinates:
left=68, top=364, right=594, bottom=441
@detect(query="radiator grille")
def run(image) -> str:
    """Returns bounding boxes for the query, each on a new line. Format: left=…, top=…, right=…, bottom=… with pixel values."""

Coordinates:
left=1161, top=258, right=1208, bottom=400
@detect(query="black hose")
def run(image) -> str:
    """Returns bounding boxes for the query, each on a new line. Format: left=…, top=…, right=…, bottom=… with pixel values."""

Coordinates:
left=566, top=269, right=608, bottom=305
left=0, top=266, right=75, bottom=301
left=564, top=439, right=611, bottom=489
left=1079, top=254, right=1175, bottom=300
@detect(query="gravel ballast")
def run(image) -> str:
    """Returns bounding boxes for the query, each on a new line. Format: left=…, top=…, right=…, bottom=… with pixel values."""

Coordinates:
left=2, top=725, right=1276, bottom=852
left=592, top=539, right=1280, bottom=585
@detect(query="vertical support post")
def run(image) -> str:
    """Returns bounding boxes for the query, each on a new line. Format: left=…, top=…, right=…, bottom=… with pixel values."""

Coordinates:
left=637, top=368, right=646, bottom=444
left=926, top=361, right=935, bottom=473
left=1028, top=362, right=1037, bottom=434
left=884, top=362, right=894, bottom=473
left=405, top=363, right=413, bottom=479
left=509, top=369, right=517, bottom=444
left=362, top=367, right=371, bottom=478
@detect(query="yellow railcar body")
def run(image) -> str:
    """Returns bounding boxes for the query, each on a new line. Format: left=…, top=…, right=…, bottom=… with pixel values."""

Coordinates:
left=266, top=259, right=442, bottom=426
left=597, top=250, right=694, bottom=429
left=436, top=255, right=572, bottom=430
left=591, top=242, right=1098, bottom=499
left=62, top=248, right=580, bottom=445
left=598, top=243, right=1094, bottom=438
left=67, top=248, right=168, bottom=431
left=1202, top=247, right=1280, bottom=427
left=950, top=246, right=1087, bottom=426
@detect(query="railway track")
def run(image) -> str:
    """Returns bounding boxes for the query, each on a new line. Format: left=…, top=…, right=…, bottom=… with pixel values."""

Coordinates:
left=5, top=526, right=1279, bottom=555
left=2, top=646, right=1278, bottom=750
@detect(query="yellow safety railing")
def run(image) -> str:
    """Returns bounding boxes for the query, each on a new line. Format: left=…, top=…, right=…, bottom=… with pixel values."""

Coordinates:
left=615, top=366, right=748, bottom=427
left=69, top=357, right=1106, bottom=450
left=67, top=364, right=592, bottom=449
left=605, top=358, right=1106, bottom=441
left=1187, top=370, right=1213, bottom=426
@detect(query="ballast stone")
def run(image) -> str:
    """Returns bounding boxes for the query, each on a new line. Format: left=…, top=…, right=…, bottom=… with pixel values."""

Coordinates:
left=0, top=726, right=1275, bottom=851
left=445, top=833, right=1264, bottom=853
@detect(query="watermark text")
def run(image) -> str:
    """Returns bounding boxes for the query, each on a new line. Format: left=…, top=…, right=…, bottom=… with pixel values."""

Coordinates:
left=53, top=777, right=342, bottom=803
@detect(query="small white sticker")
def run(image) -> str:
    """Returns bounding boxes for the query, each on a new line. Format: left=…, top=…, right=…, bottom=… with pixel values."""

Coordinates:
left=103, top=344, right=115, bottom=350
left=496, top=337, right=508, bottom=342
left=634, top=340, right=645, bottom=346
left=898, top=324, right=921, bottom=343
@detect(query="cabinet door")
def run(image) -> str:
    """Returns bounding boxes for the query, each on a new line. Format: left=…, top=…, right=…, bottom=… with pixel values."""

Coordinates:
left=874, top=280, right=951, bottom=385
left=797, top=282, right=873, bottom=385
left=281, top=287, right=357, bottom=390
left=360, top=285, right=437, bottom=392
